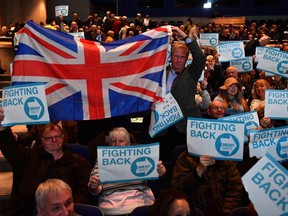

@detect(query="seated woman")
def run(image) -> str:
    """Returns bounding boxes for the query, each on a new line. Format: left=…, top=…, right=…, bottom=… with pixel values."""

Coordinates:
left=88, top=127, right=166, bottom=216
left=249, top=78, right=271, bottom=111
left=214, top=77, right=249, bottom=115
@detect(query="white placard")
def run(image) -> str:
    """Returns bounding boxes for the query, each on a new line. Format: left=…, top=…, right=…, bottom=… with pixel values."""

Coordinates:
left=69, top=32, right=85, bottom=39
left=97, top=143, right=159, bottom=183
left=230, top=56, right=253, bottom=72
left=265, top=89, right=288, bottom=120
left=2, top=83, right=50, bottom=126
left=249, top=126, right=288, bottom=162
left=217, top=41, right=245, bottom=62
left=149, top=93, right=183, bottom=138
left=55, top=5, right=69, bottom=17
left=220, top=111, right=259, bottom=143
left=200, top=33, right=219, bottom=46
left=187, top=117, right=244, bottom=161
left=256, top=47, right=288, bottom=79
left=242, top=153, right=288, bottom=216
left=255, top=46, right=280, bottom=63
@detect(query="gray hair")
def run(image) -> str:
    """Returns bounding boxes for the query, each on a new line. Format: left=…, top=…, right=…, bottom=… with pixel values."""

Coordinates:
left=108, top=127, right=131, bottom=145
left=35, top=179, right=72, bottom=210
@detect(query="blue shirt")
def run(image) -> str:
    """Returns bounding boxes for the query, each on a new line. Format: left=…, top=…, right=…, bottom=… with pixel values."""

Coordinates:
left=166, top=68, right=178, bottom=93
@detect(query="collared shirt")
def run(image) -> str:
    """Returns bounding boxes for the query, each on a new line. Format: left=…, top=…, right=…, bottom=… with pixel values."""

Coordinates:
left=166, top=68, right=179, bottom=93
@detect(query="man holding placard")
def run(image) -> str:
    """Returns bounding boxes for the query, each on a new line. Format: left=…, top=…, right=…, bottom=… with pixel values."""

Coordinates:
left=171, top=150, right=245, bottom=215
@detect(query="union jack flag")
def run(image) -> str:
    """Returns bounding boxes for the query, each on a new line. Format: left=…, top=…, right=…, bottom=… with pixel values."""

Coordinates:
left=12, top=21, right=171, bottom=120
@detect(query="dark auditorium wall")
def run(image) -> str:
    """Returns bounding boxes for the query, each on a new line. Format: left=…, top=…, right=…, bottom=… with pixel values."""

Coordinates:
left=0, top=0, right=46, bottom=27
left=46, top=0, right=90, bottom=24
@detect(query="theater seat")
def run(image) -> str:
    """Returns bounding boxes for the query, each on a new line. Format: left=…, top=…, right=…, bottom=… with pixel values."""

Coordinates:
left=131, top=205, right=151, bottom=216
left=74, top=203, right=104, bottom=216
left=65, top=143, right=91, bottom=162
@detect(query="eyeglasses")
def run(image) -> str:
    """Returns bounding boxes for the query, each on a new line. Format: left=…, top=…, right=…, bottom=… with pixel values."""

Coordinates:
left=210, top=106, right=225, bottom=111
left=42, top=134, right=63, bottom=142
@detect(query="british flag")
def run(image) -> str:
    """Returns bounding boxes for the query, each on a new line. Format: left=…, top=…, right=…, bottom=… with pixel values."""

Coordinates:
left=12, top=21, right=171, bottom=121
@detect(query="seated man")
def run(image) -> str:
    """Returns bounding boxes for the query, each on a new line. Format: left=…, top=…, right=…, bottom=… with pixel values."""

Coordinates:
left=202, top=100, right=227, bottom=119
left=35, top=179, right=75, bottom=216
left=23, top=120, right=79, bottom=147
left=171, top=152, right=245, bottom=215
left=0, top=108, right=91, bottom=215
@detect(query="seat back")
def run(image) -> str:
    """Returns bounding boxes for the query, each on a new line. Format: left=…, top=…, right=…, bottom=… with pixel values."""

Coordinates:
left=171, top=145, right=187, bottom=169
left=194, top=207, right=205, bottom=216
left=74, top=203, right=104, bottom=216
left=229, top=206, right=249, bottom=216
left=131, top=205, right=151, bottom=216
left=65, top=144, right=91, bottom=162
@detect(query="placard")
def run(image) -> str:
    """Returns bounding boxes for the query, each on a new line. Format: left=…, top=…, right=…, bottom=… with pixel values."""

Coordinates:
left=217, top=41, right=245, bottom=62
left=2, top=83, right=50, bottom=126
left=97, top=143, right=159, bottom=183
left=242, top=153, right=288, bottom=216
left=187, top=117, right=244, bottom=161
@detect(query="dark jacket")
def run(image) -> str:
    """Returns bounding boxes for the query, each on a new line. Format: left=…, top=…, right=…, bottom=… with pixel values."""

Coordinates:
left=171, top=40, right=206, bottom=133
left=0, top=127, right=91, bottom=216
left=171, top=151, right=244, bottom=215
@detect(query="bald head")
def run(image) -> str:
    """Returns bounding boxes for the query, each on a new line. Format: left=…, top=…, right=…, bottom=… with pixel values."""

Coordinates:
left=225, top=66, right=238, bottom=78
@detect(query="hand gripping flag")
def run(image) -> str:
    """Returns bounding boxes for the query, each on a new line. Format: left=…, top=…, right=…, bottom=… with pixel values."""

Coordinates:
left=12, top=21, right=171, bottom=121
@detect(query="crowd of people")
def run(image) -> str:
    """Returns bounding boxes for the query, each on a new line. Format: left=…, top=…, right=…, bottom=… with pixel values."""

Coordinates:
left=0, top=11, right=288, bottom=44
left=0, top=11, right=287, bottom=216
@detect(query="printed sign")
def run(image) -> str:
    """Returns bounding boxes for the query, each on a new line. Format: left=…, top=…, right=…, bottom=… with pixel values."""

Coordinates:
left=220, top=111, right=259, bottom=143
left=69, top=32, right=85, bottom=39
left=97, top=143, right=159, bottom=183
left=1, top=83, right=50, bottom=126
left=265, top=89, right=288, bottom=120
left=200, top=33, right=219, bottom=46
left=230, top=56, right=253, bottom=72
left=242, top=153, right=288, bottom=216
left=149, top=93, right=183, bottom=138
left=249, top=126, right=288, bottom=162
left=55, top=5, right=69, bottom=17
left=255, top=46, right=280, bottom=63
left=187, top=117, right=244, bottom=161
left=256, top=47, right=288, bottom=79
left=217, top=41, right=245, bottom=62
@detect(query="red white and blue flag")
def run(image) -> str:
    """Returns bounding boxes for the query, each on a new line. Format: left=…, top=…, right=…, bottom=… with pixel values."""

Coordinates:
left=12, top=21, right=170, bottom=121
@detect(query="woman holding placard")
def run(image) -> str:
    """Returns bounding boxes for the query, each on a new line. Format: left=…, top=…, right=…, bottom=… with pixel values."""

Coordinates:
left=88, top=127, right=166, bottom=216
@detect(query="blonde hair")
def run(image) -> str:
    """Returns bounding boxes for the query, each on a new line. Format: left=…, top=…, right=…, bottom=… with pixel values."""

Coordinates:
left=171, top=42, right=189, bottom=58
left=252, top=79, right=271, bottom=99
left=108, top=127, right=131, bottom=145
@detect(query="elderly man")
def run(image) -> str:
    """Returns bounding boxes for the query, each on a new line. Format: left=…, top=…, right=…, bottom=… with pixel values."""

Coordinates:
left=35, top=179, right=75, bottom=216
left=0, top=108, right=91, bottom=215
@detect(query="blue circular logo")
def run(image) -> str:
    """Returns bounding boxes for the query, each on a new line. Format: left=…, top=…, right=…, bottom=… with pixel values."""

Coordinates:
left=232, top=48, right=243, bottom=59
left=277, top=61, right=288, bottom=74
left=131, top=157, right=155, bottom=177
left=244, top=121, right=258, bottom=138
left=210, top=38, right=217, bottom=46
left=215, top=133, right=239, bottom=156
left=24, top=97, right=45, bottom=120
left=276, top=136, right=288, bottom=159
left=242, top=61, right=252, bottom=71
